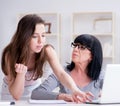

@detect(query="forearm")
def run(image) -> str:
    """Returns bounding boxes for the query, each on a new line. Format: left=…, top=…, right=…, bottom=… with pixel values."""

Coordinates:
left=31, top=73, right=60, bottom=100
left=31, top=89, right=58, bottom=100
left=45, top=46, right=79, bottom=93
left=9, top=74, right=25, bottom=100
left=56, top=70, right=78, bottom=93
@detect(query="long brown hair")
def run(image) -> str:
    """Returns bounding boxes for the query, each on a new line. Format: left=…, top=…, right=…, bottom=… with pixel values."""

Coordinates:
left=1, top=14, right=47, bottom=80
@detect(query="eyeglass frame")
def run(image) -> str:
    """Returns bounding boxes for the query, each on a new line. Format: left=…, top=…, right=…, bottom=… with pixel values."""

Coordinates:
left=71, top=42, right=91, bottom=51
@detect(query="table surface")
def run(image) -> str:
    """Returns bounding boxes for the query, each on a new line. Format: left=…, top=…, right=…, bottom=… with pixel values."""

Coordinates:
left=5, top=100, right=120, bottom=106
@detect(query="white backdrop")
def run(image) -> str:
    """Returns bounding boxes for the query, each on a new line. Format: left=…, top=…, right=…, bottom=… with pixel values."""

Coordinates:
left=0, top=0, right=120, bottom=93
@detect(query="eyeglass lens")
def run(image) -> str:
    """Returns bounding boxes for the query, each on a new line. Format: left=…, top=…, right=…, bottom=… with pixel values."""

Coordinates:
left=71, top=42, right=88, bottom=50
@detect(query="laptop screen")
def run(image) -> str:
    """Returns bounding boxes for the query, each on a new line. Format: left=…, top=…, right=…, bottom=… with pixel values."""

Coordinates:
left=100, top=64, right=120, bottom=103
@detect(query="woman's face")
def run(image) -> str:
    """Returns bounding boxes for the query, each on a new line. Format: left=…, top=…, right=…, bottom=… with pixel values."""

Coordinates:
left=29, top=23, right=46, bottom=54
left=71, top=43, right=92, bottom=65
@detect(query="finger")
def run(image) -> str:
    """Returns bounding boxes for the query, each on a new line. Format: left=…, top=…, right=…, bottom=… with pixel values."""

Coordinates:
left=71, top=97, right=75, bottom=102
left=78, top=92, right=94, bottom=102
left=86, top=92, right=94, bottom=97
left=18, top=64, right=24, bottom=73
left=86, top=92, right=94, bottom=101
left=68, top=96, right=75, bottom=102
left=72, top=95, right=77, bottom=102
left=76, top=95, right=86, bottom=103
left=18, top=64, right=22, bottom=73
left=73, top=95, right=83, bottom=103
left=20, top=64, right=27, bottom=73
left=15, top=63, right=18, bottom=68
left=15, top=63, right=21, bottom=72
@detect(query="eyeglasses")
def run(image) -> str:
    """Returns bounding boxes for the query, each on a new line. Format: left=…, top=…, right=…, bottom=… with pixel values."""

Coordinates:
left=71, top=42, right=91, bottom=50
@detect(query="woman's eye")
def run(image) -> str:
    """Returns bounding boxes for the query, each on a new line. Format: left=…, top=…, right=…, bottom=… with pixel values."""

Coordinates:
left=32, top=36, right=36, bottom=38
left=74, top=44, right=78, bottom=48
left=32, top=35, right=37, bottom=38
left=80, top=45, right=86, bottom=49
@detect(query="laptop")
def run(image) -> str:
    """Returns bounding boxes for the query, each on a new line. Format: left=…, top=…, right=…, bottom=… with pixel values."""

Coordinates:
left=86, top=64, right=120, bottom=105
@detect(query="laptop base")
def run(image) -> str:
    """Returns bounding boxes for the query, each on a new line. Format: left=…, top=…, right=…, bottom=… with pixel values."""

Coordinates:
left=86, top=102, right=120, bottom=105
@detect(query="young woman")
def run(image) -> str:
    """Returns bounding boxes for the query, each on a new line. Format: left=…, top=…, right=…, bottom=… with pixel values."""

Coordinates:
left=1, top=14, right=92, bottom=102
left=31, top=34, right=104, bottom=102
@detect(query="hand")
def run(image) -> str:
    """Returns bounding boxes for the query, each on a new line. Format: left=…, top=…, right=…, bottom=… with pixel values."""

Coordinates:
left=72, top=89, right=94, bottom=103
left=57, top=93, right=74, bottom=102
left=15, top=63, right=27, bottom=75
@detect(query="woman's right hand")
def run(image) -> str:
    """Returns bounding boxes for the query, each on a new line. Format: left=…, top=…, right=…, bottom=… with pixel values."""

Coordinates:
left=15, top=63, right=27, bottom=75
left=57, top=93, right=74, bottom=102
left=72, top=89, right=94, bottom=103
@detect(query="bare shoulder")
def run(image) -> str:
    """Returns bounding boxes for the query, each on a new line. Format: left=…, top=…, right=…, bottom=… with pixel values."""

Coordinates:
left=44, top=44, right=57, bottom=60
left=44, top=44, right=55, bottom=54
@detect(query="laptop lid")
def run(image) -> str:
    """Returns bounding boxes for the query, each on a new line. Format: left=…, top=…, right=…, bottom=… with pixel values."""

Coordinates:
left=100, top=64, right=120, bottom=103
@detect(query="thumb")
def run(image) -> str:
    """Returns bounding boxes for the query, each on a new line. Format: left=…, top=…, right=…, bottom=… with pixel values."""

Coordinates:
left=15, top=63, right=19, bottom=68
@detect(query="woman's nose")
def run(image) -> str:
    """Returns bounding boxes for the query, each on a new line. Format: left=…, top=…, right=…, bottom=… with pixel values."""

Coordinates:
left=74, top=46, right=79, bottom=51
left=38, top=37, right=42, bottom=43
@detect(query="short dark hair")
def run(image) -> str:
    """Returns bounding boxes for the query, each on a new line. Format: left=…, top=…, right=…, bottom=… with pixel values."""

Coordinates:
left=67, top=34, right=103, bottom=80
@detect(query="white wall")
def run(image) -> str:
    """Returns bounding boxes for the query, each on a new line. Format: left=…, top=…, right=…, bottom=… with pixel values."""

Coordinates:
left=0, top=0, right=120, bottom=92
